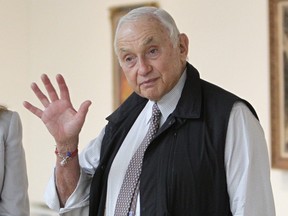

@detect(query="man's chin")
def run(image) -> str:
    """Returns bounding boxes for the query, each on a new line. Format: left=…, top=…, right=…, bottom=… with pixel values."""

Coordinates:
left=140, top=93, right=161, bottom=102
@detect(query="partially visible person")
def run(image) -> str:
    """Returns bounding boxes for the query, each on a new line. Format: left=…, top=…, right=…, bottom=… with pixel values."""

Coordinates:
left=0, top=105, right=29, bottom=216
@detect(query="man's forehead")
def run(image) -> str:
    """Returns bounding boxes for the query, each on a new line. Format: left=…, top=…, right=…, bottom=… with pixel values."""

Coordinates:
left=117, top=26, right=166, bottom=44
left=117, top=18, right=164, bottom=37
left=115, top=20, right=169, bottom=53
left=117, top=35, right=161, bottom=53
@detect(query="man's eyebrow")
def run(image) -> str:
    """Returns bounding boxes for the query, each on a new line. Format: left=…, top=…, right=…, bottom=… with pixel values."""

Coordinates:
left=142, top=36, right=154, bottom=46
left=119, top=47, right=128, bottom=53
left=118, top=36, right=155, bottom=54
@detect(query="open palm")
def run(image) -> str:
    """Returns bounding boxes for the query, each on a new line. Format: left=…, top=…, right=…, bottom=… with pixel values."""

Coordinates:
left=23, top=74, right=91, bottom=146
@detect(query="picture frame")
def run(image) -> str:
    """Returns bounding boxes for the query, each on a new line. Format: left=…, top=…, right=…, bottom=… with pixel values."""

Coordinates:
left=269, top=0, right=288, bottom=169
left=109, top=2, right=159, bottom=109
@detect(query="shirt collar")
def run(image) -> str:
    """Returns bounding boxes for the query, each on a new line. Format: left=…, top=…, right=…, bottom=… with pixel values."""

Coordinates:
left=145, top=69, right=187, bottom=126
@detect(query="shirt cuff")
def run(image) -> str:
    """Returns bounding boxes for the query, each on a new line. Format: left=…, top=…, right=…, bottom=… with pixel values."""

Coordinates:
left=44, top=167, right=92, bottom=214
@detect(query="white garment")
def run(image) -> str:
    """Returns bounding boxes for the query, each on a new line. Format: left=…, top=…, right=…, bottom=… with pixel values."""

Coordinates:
left=0, top=110, right=30, bottom=216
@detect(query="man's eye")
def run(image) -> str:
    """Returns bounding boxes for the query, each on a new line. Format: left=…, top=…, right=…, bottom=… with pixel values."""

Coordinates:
left=122, top=55, right=136, bottom=67
left=148, top=48, right=159, bottom=57
left=125, top=56, right=133, bottom=62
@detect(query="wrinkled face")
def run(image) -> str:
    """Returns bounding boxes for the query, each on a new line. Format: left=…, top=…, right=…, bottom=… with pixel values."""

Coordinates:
left=115, top=18, right=188, bottom=101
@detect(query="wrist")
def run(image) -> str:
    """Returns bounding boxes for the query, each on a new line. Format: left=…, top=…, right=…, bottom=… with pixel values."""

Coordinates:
left=55, top=147, right=78, bottom=166
left=55, top=136, right=79, bottom=151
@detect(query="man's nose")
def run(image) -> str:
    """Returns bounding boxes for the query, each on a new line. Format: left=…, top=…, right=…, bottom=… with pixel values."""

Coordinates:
left=137, top=58, right=152, bottom=75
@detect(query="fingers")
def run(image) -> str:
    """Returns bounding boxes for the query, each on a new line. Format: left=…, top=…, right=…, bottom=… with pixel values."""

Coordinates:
left=29, top=74, right=70, bottom=108
left=56, top=74, right=71, bottom=102
left=31, top=82, right=50, bottom=108
left=23, top=101, right=43, bottom=119
left=25, top=74, right=87, bottom=121
left=24, top=74, right=68, bottom=118
left=41, top=74, right=60, bottom=102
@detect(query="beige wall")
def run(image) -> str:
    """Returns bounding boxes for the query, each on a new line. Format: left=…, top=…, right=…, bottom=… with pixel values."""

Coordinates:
left=0, top=0, right=287, bottom=215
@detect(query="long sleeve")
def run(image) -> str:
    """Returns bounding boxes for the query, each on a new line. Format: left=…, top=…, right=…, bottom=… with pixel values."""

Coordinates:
left=0, top=111, right=30, bottom=216
left=44, top=127, right=105, bottom=216
left=225, top=102, right=275, bottom=216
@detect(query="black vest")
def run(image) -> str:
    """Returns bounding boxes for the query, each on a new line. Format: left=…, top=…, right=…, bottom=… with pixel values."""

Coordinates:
left=88, top=63, right=258, bottom=216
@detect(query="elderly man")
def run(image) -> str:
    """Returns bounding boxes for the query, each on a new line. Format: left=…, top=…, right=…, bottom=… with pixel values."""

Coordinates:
left=24, top=6, right=275, bottom=216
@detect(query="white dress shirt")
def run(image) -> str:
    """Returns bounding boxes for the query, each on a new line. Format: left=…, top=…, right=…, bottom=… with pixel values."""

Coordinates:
left=45, top=72, right=275, bottom=216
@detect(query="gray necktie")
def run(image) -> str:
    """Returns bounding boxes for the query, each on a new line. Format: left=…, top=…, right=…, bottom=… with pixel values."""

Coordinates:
left=114, top=103, right=161, bottom=216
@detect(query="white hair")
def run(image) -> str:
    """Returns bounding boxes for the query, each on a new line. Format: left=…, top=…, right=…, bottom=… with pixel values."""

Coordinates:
left=114, top=7, right=180, bottom=55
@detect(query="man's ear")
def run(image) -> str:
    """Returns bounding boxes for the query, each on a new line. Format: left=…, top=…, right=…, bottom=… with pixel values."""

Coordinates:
left=179, top=33, right=189, bottom=59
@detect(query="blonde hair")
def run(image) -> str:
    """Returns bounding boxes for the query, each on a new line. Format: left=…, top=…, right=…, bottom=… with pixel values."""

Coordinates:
left=0, top=105, right=7, bottom=113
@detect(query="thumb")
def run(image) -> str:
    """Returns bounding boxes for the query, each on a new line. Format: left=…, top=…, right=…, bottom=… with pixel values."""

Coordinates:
left=77, top=100, right=92, bottom=121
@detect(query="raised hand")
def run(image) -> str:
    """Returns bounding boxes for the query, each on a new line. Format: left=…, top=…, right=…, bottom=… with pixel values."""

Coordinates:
left=23, top=74, right=91, bottom=147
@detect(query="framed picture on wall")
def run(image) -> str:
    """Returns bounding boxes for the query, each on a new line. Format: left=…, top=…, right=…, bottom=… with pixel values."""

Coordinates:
left=269, top=0, right=288, bottom=169
left=110, top=2, right=159, bottom=109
